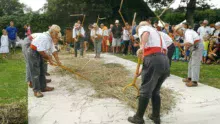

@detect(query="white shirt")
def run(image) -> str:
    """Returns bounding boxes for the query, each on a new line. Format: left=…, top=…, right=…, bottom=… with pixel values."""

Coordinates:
left=31, top=33, right=42, bottom=39
left=138, top=26, right=167, bottom=50
left=122, top=29, right=130, bottom=41
left=91, top=28, right=103, bottom=38
left=31, top=32, right=56, bottom=55
left=197, top=26, right=211, bottom=40
left=184, top=29, right=200, bottom=44
left=213, top=29, right=220, bottom=44
left=72, top=27, right=85, bottom=38
left=159, top=31, right=173, bottom=47
left=0, top=35, right=9, bottom=47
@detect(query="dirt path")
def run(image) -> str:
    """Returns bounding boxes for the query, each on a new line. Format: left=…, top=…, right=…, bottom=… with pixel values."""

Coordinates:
left=28, top=53, right=220, bottom=124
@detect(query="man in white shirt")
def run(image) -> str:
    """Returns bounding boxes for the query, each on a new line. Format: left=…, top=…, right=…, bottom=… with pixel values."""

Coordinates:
left=27, top=25, right=62, bottom=98
left=128, top=21, right=169, bottom=124
left=197, top=20, right=211, bottom=41
left=175, top=25, right=204, bottom=87
left=73, top=23, right=85, bottom=57
left=91, top=23, right=103, bottom=58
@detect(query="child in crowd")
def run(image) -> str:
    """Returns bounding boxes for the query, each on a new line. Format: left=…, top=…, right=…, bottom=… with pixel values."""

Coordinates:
left=172, top=36, right=181, bottom=61
left=202, top=34, right=210, bottom=63
left=0, top=29, right=9, bottom=58
left=184, top=47, right=190, bottom=62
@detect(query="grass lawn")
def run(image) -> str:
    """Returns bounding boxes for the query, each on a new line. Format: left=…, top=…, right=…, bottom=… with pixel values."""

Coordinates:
left=117, top=54, right=220, bottom=89
left=0, top=49, right=27, bottom=104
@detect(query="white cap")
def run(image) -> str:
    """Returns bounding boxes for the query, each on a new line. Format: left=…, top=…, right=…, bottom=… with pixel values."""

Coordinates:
left=203, top=20, right=208, bottom=24
left=115, top=20, right=119, bottom=24
left=215, top=22, right=220, bottom=27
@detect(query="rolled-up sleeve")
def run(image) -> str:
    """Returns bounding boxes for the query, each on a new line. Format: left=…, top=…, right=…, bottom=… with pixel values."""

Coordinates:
left=72, top=28, right=76, bottom=38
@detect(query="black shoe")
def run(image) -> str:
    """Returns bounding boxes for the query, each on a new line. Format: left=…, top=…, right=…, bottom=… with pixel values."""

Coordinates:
left=148, top=114, right=160, bottom=124
left=128, top=115, right=145, bottom=124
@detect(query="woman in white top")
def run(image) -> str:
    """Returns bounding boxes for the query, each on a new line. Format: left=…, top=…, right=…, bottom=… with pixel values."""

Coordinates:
left=0, top=29, right=9, bottom=58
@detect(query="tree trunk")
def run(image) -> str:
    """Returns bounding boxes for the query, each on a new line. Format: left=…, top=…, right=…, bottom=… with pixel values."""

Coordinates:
left=186, top=0, right=197, bottom=27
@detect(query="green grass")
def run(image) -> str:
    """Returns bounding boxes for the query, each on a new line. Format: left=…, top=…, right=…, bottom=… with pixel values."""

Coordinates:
left=116, top=54, right=220, bottom=89
left=0, top=49, right=27, bottom=104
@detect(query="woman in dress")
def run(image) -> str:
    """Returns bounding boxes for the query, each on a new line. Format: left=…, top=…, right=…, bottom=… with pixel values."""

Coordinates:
left=0, top=29, right=9, bottom=58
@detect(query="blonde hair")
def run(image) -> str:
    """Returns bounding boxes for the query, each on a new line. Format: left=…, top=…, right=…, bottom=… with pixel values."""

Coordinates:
left=2, top=29, right=7, bottom=34
left=136, top=21, right=150, bottom=35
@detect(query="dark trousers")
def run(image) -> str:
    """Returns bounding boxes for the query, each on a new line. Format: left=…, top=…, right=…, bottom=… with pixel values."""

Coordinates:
left=123, top=40, right=130, bottom=55
left=27, top=48, right=46, bottom=92
left=131, top=45, right=138, bottom=55
left=167, top=43, right=175, bottom=66
left=74, top=38, right=84, bottom=57
left=140, top=53, right=169, bottom=118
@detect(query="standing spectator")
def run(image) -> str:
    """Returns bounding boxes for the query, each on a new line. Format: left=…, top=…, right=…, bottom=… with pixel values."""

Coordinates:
left=108, top=24, right=114, bottom=52
left=6, top=21, right=17, bottom=53
left=197, top=20, right=211, bottom=41
left=26, top=24, right=32, bottom=37
left=202, top=34, right=210, bottom=63
left=91, top=23, right=103, bottom=58
left=0, top=29, right=9, bottom=58
left=131, top=22, right=138, bottom=56
left=212, top=22, right=220, bottom=44
left=100, top=23, right=109, bottom=52
left=122, top=23, right=131, bottom=55
left=162, top=23, right=170, bottom=34
left=210, top=24, right=215, bottom=35
left=172, top=36, right=181, bottom=61
left=112, top=20, right=123, bottom=54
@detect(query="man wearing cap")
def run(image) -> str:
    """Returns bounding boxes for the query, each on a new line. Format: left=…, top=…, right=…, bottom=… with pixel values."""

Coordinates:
left=73, top=23, right=85, bottom=57
left=128, top=21, right=169, bottom=124
left=174, top=25, right=204, bottom=87
left=197, top=20, right=211, bottom=41
left=27, top=24, right=62, bottom=98
left=100, top=23, right=109, bottom=52
left=112, top=20, right=123, bottom=54
left=91, top=23, right=103, bottom=58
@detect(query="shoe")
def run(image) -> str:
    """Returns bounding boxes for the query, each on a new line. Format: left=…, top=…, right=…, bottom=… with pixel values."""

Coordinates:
left=34, top=92, right=44, bottom=98
left=46, top=79, right=52, bottom=83
left=28, top=82, right=33, bottom=88
left=45, top=72, right=50, bottom=76
left=182, top=78, right=191, bottom=83
left=42, top=86, right=54, bottom=92
left=128, top=115, right=145, bottom=124
left=148, top=114, right=160, bottom=124
left=186, top=81, right=198, bottom=87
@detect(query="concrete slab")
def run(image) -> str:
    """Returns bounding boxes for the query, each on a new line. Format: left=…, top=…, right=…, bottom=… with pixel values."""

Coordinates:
left=28, top=53, right=220, bottom=124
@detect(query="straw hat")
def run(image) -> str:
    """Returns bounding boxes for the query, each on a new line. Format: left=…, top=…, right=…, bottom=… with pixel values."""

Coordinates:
left=115, top=20, right=119, bottom=24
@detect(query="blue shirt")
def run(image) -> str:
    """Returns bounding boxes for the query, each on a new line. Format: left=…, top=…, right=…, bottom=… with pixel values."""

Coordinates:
left=6, top=26, right=17, bottom=40
left=132, top=25, right=137, bottom=35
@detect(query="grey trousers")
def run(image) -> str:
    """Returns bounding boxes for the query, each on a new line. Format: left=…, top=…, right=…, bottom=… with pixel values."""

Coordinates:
left=74, top=38, right=84, bottom=57
left=22, top=37, right=32, bottom=82
left=94, top=39, right=102, bottom=56
left=141, top=53, right=170, bottom=98
left=9, top=39, right=16, bottom=53
left=188, top=42, right=204, bottom=82
left=27, top=48, right=46, bottom=92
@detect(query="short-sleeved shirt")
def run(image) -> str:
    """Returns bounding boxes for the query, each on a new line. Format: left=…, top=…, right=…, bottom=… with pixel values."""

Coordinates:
left=112, top=25, right=123, bottom=38
left=138, top=26, right=167, bottom=50
left=159, top=31, right=173, bottom=47
left=31, top=32, right=56, bottom=55
left=6, top=26, right=17, bottom=40
left=72, top=27, right=85, bottom=38
left=197, top=26, right=211, bottom=40
left=184, top=29, right=200, bottom=44
left=91, top=28, right=103, bottom=38
left=122, top=29, right=130, bottom=41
